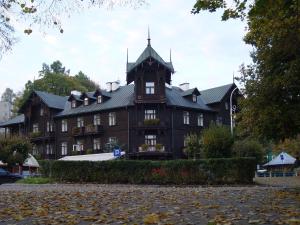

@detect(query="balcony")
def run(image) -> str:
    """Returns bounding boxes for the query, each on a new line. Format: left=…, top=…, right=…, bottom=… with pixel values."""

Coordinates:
left=72, top=127, right=85, bottom=136
left=85, top=124, right=104, bottom=135
left=128, top=144, right=172, bottom=160
left=137, top=119, right=168, bottom=129
left=138, top=144, right=165, bottom=152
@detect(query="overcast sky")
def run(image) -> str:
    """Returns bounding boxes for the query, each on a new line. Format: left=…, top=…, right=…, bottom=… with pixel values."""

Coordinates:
left=0, top=0, right=252, bottom=95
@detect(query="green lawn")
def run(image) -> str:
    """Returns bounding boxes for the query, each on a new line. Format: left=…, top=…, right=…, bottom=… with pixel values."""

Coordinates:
left=16, top=177, right=54, bottom=184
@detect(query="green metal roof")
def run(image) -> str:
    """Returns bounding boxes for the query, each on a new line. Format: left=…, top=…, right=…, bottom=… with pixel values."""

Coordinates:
left=0, top=114, right=24, bottom=127
left=199, top=83, right=235, bottom=104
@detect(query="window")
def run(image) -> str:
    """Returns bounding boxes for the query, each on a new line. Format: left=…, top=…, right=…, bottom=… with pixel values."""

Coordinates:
left=46, top=144, right=53, bottom=155
left=93, top=138, right=101, bottom=150
left=84, top=97, right=89, bottom=106
left=76, top=140, right=84, bottom=151
left=71, top=100, right=76, bottom=108
left=192, top=94, right=197, bottom=102
left=40, top=108, right=44, bottom=116
left=197, top=113, right=204, bottom=127
left=145, top=109, right=156, bottom=120
left=94, top=114, right=101, bottom=125
left=77, top=117, right=84, bottom=128
left=33, top=123, right=39, bottom=132
left=109, top=112, right=116, bottom=126
left=145, top=82, right=155, bottom=94
left=183, top=111, right=190, bottom=125
left=108, top=137, right=117, bottom=145
left=61, top=142, right=68, bottom=155
left=183, top=135, right=188, bottom=147
left=32, top=145, right=38, bottom=155
left=225, top=102, right=229, bottom=110
left=46, top=121, right=53, bottom=132
left=145, top=135, right=156, bottom=151
left=62, top=120, right=68, bottom=132
left=97, top=95, right=102, bottom=104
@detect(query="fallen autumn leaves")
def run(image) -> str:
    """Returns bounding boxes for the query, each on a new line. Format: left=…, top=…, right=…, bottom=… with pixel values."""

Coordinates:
left=0, top=184, right=299, bottom=224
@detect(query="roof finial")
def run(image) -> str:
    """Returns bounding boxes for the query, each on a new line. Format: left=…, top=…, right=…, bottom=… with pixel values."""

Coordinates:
left=232, top=71, right=235, bottom=84
left=127, top=48, right=128, bottom=63
left=147, top=26, right=151, bottom=46
left=126, top=48, right=128, bottom=72
left=170, top=49, right=172, bottom=62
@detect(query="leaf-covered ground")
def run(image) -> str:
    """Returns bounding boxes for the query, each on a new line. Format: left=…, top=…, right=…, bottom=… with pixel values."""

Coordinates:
left=0, top=184, right=299, bottom=225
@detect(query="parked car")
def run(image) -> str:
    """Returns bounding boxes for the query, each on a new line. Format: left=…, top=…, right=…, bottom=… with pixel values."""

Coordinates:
left=0, top=168, right=22, bottom=184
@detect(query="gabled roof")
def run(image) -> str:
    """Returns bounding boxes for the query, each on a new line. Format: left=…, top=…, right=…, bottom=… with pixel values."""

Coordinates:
left=0, top=114, right=24, bottom=127
left=127, top=45, right=174, bottom=74
left=181, top=88, right=200, bottom=97
left=81, top=92, right=96, bottom=100
left=34, top=91, right=68, bottom=109
left=264, top=152, right=296, bottom=166
left=68, top=94, right=82, bottom=102
left=199, top=83, right=236, bottom=104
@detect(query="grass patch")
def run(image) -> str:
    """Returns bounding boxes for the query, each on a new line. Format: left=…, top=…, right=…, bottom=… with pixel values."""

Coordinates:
left=16, top=177, right=54, bottom=184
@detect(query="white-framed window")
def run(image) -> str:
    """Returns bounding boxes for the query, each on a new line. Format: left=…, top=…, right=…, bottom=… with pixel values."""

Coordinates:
left=84, top=97, right=89, bottom=106
left=145, top=109, right=156, bottom=120
left=192, top=94, right=197, bottom=102
left=71, top=100, right=76, bottom=108
left=109, top=112, right=116, bottom=126
left=108, top=137, right=117, bottom=145
left=61, top=142, right=68, bottom=155
left=97, top=95, right=102, bottom=104
left=93, top=138, right=101, bottom=150
left=76, top=140, right=84, bottom=151
left=46, top=144, right=54, bottom=155
left=33, top=123, right=39, bottom=132
left=145, top=82, right=155, bottom=94
left=225, top=102, right=229, bottom=110
left=77, top=117, right=84, bottom=128
left=197, top=113, right=204, bottom=127
left=183, top=111, right=190, bottom=125
left=145, top=135, right=157, bottom=148
left=94, top=114, right=101, bottom=125
left=46, top=121, right=53, bottom=132
left=32, top=145, right=38, bottom=155
left=40, top=108, right=44, bottom=116
left=62, top=119, right=68, bottom=132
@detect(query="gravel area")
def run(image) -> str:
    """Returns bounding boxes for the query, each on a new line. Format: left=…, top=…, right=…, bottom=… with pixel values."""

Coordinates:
left=0, top=184, right=299, bottom=224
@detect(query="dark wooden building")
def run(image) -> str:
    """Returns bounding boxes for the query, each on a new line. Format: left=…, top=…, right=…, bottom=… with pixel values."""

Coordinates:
left=0, top=38, right=240, bottom=160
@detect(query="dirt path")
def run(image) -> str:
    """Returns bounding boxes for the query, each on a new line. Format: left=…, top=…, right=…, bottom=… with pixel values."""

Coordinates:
left=0, top=184, right=299, bottom=224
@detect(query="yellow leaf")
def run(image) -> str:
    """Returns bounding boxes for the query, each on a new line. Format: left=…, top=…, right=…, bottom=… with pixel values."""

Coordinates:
left=143, top=213, right=160, bottom=224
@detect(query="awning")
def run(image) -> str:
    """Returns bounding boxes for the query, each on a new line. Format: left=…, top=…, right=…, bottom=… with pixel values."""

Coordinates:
left=264, top=152, right=296, bottom=167
left=58, top=152, right=125, bottom=161
left=23, top=154, right=40, bottom=167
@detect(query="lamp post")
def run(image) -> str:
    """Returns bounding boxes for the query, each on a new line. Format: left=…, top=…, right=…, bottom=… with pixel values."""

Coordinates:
left=230, top=86, right=238, bottom=135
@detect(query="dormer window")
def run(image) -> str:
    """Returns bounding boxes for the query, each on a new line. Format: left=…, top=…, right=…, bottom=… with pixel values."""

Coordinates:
left=192, top=94, right=197, bottom=102
left=71, top=100, right=76, bottom=108
left=97, top=95, right=102, bottom=104
left=145, top=82, right=155, bottom=94
left=84, top=97, right=89, bottom=106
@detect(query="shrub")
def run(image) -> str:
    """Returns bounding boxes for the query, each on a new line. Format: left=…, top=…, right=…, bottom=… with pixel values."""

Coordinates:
left=232, top=139, right=264, bottom=163
left=39, top=158, right=256, bottom=185
left=29, top=131, right=41, bottom=138
left=184, top=133, right=202, bottom=159
left=202, top=124, right=233, bottom=158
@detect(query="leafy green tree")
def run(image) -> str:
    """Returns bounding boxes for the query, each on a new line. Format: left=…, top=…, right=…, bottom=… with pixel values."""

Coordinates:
left=1, top=87, right=15, bottom=104
left=183, top=133, right=202, bottom=159
left=0, top=136, right=31, bottom=167
left=193, top=0, right=300, bottom=142
left=202, top=124, right=233, bottom=158
left=232, top=138, right=264, bottom=163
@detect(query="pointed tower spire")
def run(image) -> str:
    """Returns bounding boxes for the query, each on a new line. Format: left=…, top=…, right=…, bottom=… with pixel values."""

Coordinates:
left=147, top=26, right=151, bottom=46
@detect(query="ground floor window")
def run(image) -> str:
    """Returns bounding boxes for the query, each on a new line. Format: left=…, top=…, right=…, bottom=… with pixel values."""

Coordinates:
left=46, top=144, right=54, bottom=155
left=32, top=145, right=39, bottom=156
left=108, top=137, right=117, bottom=145
left=61, top=142, right=68, bottom=155
left=93, top=138, right=101, bottom=150
left=197, top=113, right=204, bottom=126
left=75, top=140, right=84, bottom=151
left=145, top=135, right=157, bottom=146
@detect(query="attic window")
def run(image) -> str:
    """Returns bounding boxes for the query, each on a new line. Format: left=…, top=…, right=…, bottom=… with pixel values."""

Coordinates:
left=145, top=82, right=155, bottom=94
left=71, top=100, right=76, bottom=108
left=97, top=95, right=102, bottom=104
left=84, top=97, right=89, bottom=106
left=192, top=94, right=197, bottom=102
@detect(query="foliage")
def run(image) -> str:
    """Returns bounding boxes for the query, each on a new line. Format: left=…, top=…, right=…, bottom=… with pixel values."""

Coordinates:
left=202, top=124, right=233, bottom=158
left=1, top=87, right=15, bottom=104
left=184, top=133, right=202, bottom=159
left=29, top=131, right=41, bottom=138
left=13, top=60, right=98, bottom=112
left=0, top=0, right=146, bottom=55
left=140, top=144, right=149, bottom=152
left=16, top=177, right=53, bottom=184
left=272, top=136, right=300, bottom=157
left=155, top=143, right=163, bottom=152
left=192, top=0, right=300, bottom=142
left=143, top=118, right=160, bottom=125
left=0, top=136, right=31, bottom=166
left=232, top=138, right=264, bottom=163
left=39, top=158, right=256, bottom=184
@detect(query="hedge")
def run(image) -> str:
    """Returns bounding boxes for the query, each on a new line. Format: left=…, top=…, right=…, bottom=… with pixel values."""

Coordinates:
left=38, top=158, right=256, bottom=185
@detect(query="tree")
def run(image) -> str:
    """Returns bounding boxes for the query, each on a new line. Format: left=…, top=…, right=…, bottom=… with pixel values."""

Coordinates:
left=183, top=133, right=202, bottom=159
left=193, top=0, right=300, bottom=142
left=0, top=136, right=31, bottom=167
left=1, top=87, right=15, bottom=104
left=0, top=0, right=146, bottom=56
left=232, top=138, right=264, bottom=163
left=201, top=124, right=233, bottom=158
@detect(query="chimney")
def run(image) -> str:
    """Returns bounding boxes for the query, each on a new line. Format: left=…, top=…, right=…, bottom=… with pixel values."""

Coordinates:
left=106, top=82, right=112, bottom=92
left=71, top=90, right=81, bottom=96
left=111, top=80, right=120, bottom=91
left=179, top=83, right=190, bottom=91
